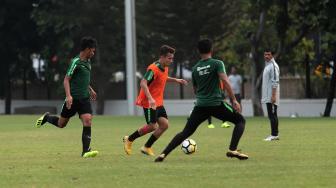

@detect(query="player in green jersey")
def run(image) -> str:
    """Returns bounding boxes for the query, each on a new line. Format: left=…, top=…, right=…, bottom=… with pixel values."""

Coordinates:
left=155, top=39, right=248, bottom=162
left=35, top=36, right=98, bottom=158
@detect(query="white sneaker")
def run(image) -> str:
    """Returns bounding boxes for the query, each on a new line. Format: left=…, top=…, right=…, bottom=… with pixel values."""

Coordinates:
left=264, top=135, right=279, bottom=141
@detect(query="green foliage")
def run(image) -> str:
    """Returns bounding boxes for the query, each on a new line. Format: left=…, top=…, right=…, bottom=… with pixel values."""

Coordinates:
left=309, top=75, right=330, bottom=98
left=0, top=0, right=43, bottom=98
left=31, top=0, right=126, bottom=97
left=136, top=0, right=242, bottom=74
left=289, top=38, right=315, bottom=75
left=2, top=0, right=336, bottom=102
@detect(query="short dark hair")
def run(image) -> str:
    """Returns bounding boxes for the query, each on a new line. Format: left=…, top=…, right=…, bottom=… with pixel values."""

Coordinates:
left=264, top=48, right=273, bottom=54
left=198, top=39, right=212, bottom=54
left=80, top=36, right=97, bottom=51
left=160, top=45, right=175, bottom=56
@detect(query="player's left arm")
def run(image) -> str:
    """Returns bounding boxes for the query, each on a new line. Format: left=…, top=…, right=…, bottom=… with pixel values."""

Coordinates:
left=271, top=62, right=280, bottom=104
left=88, top=85, right=97, bottom=101
left=167, top=77, right=188, bottom=85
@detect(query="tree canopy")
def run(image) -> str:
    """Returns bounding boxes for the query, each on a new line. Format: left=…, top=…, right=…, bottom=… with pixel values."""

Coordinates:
left=1, top=0, right=336, bottom=115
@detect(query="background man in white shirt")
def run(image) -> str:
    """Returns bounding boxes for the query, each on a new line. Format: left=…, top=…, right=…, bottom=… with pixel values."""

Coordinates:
left=228, top=66, right=242, bottom=105
left=262, top=49, right=280, bottom=141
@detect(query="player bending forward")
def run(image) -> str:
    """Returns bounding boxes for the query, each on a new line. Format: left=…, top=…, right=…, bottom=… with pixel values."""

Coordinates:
left=155, top=39, right=248, bottom=162
left=123, top=45, right=187, bottom=156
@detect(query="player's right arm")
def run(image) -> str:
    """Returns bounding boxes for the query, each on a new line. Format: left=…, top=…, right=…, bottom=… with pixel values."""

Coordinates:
left=140, top=79, right=156, bottom=109
left=141, top=69, right=156, bottom=109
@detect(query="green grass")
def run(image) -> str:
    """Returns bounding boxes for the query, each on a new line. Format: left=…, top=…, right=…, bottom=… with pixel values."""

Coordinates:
left=0, top=115, right=335, bottom=188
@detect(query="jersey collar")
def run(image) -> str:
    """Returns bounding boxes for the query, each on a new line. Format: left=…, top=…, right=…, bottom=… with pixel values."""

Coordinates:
left=155, top=61, right=165, bottom=72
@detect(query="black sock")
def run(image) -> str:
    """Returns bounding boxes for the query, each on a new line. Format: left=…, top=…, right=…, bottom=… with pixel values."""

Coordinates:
left=82, top=126, right=91, bottom=153
left=229, top=120, right=245, bottom=151
left=207, top=117, right=212, bottom=124
left=47, top=115, right=59, bottom=127
left=128, top=130, right=141, bottom=142
left=144, top=134, right=158, bottom=148
left=162, top=132, right=186, bottom=156
left=161, top=117, right=199, bottom=157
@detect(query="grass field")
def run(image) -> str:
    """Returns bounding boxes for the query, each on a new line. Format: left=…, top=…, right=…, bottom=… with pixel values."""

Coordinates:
left=0, top=115, right=335, bottom=188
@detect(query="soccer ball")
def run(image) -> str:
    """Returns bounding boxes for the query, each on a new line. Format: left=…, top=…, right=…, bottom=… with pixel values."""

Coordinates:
left=181, top=138, right=197, bottom=154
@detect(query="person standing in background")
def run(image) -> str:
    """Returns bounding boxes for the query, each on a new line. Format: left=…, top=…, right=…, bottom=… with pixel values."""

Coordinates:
left=228, top=66, right=242, bottom=106
left=262, top=49, right=280, bottom=141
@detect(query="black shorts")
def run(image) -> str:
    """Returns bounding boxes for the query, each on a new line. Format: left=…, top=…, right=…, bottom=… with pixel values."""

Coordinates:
left=188, top=101, right=244, bottom=127
left=61, top=98, right=92, bottom=118
left=143, top=106, right=168, bottom=124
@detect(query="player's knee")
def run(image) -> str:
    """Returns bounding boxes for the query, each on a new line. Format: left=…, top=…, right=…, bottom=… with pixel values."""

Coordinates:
left=83, top=119, right=92, bottom=126
left=140, top=124, right=153, bottom=135
left=58, top=122, right=67, bottom=128
left=159, top=123, right=168, bottom=131
left=233, top=115, right=245, bottom=128
left=180, top=129, right=193, bottom=138
left=234, top=113, right=245, bottom=124
left=240, top=116, right=246, bottom=125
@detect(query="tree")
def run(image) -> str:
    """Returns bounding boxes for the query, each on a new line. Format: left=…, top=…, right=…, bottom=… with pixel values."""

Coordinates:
left=32, top=0, right=126, bottom=114
left=236, top=0, right=276, bottom=116
left=233, top=0, right=329, bottom=116
left=136, top=0, right=242, bottom=73
left=0, top=0, right=42, bottom=114
left=322, top=0, right=336, bottom=117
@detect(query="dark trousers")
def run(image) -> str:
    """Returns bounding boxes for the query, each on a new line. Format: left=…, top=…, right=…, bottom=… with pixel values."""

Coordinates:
left=266, top=103, right=279, bottom=136
left=161, top=102, right=246, bottom=156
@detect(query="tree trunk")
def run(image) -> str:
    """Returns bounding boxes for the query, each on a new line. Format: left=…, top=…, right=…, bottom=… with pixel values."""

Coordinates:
left=23, top=67, right=28, bottom=99
left=5, top=74, right=11, bottom=114
left=250, top=10, right=265, bottom=116
left=94, top=46, right=105, bottom=115
left=323, top=62, right=336, bottom=117
left=96, top=86, right=105, bottom=115
left=47, top=81, right=51, bottom=100
left=179, top=61, right=184, bottom=99
left=305, top=54, right=311, bottom=98
left=251, top=52, right=265, bottom=116
left=0, top=61, right=4, bottom=98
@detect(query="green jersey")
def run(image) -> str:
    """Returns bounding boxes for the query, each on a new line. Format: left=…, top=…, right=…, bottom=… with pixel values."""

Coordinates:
left=66, top=56, right=91, bottom=99
left=192, top=58, right=226, bottom=106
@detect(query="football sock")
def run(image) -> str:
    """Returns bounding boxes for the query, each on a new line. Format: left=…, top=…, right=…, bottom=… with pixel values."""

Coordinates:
left=229, top=120, right=245, bottom=151
left=207, top=117, right=212, bottom=124
left=144, top=134, right=158, bottom=148
left=82, top=126, right=91, bottom=153
left=139, top=124, right=152, bottom=135
left=46, top=115, right=59, bottom=127
left=128, top=130, right=141, bottom=142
